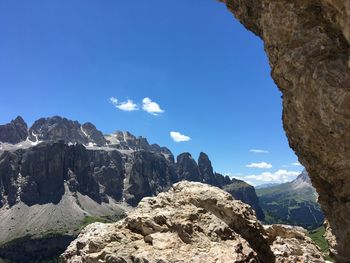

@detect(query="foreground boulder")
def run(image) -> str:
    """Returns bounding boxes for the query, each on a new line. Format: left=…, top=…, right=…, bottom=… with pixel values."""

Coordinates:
left=60, top=182, right=324, bottom=263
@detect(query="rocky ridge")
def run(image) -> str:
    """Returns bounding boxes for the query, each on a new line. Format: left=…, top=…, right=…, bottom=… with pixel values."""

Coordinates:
left=60, top=182, right=324, bottom=263
left=219, top=0, right=350, bottom=260
left=0, top=116, right=264, bottom=261
left=0, top=116, right=28, bottom=144
left=0, top=116, right=263, bottom=219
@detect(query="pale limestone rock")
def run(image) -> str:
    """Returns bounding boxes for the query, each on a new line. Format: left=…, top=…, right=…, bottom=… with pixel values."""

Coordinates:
left=265, top=225, right=325, bottom=262
left=60, top=182, right=323, bottom=263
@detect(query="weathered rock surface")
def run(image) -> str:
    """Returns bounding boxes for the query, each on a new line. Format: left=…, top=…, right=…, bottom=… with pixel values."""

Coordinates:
left=0, top=116, right=28, bottom=144
left=60, top=182, right=324, bottom=263
left=220, top=0, right=350, bottom=260
left=0, top=141, right=125, bottom=207
left=0, top=116, right=265, bottom=261
left=0, top=116, right=264, bottom=220
left=224, top=179, right=265, bottom=221
left=123, top=150, right=178, bottom=206
left=29, top=116, right=107, bottom=146
left=264, top=224, right=325, bottom=262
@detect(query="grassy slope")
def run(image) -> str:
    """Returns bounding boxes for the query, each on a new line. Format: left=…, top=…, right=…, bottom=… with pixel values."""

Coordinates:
left=78, top=213, right=126, bottom=231
left=256, top=182, right=324, bottom=229
left=0, top=213, right=126, bottom=263
left=308, top=226, right=333, bottom=261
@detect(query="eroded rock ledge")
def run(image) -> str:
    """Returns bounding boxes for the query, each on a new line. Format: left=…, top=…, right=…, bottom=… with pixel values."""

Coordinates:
left=219, top=0, right=350, bottom=261
left=60, top=182, right=324, bottom=263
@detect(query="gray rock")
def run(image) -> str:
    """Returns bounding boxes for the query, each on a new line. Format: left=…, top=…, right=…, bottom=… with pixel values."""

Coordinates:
left=124, top=150, right=178, bottom=206
left=28, top=116, right=106, bottom=146
left=0, top=116, right=28, bottom=144
left=176, top=152, right=202, bottom=182
left=81, top=122, right=107, bottom=146
left=0, top=141, right=125, bottom=207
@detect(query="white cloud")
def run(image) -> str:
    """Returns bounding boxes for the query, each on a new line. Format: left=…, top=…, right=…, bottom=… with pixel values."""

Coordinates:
left=292, top=162, right=302, bottom=166
left=250, top=149, right=269, bottom=154
left=170, top=131, right=190, bottom=142
left=110, top=97, right=118, bottom=104
left=110, top=97, right=138, bottom=112
left=244, top=170, right=300, bottom=184
left=246, top=162, right=272, bottom=169
left=117, top=99, right=138, bottom=111
left=142, top=97, right=164, bottom=115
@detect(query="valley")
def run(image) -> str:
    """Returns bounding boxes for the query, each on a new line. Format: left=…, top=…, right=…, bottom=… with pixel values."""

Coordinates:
left=257, top=170, right=324, bottom=229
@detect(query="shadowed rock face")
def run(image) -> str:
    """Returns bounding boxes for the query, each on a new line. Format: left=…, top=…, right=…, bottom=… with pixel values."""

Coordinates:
left=176, top=152, right=202, bottom=182
left=0, top=116, right=28, bottom=144
left=29, top=116, right=107, bottom=146
left=0, top=116, right=265, bottom=261
left=123, top=150, right=178, bottom=206
left=0, top=117, right=264, bottom=221
left=0, top=142, right=125, bottom=207
left=220, top=0, right=350, bottom=260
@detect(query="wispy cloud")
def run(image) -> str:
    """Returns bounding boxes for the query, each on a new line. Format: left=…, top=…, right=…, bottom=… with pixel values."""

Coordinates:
left=142, top=97, right=164, bottom=115
left=243, top=169, right=300, bottom=184
left=110, top=97, right=118, bottom=104
left=291, top=162, right=302, bottom=166
left=110, top=97, right=139, bottom=111
left=250, top=149, right=269, bottom=154
left=170, top=131, right=190, bottom=142
left=246, top=162, right=272, bottom=169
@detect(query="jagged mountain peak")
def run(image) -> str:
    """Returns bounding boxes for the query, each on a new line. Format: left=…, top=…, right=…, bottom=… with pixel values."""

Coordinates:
left=0, top=116, right=171, bottom=156
left=13, top=115, right=26, bottom=124
left=290, top=169, right=312, bottom=190
left=0, top=116, right=264, bottom=217
left=28, top=116, right=107, bottom=146
left=295, top=169, right=311, bottom=183
left=0, top=116, right=28, bottom=144
left=0, top=116, right=266, bottom=261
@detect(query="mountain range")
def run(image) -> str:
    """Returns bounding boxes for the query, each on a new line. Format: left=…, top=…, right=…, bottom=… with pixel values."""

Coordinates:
left=0, top=116, right=264, bottom=262
left=256, top=170, right=324, bottom=229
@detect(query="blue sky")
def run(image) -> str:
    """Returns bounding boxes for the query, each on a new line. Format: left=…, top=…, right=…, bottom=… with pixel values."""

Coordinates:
left=0, top=1, right=303, bottom=185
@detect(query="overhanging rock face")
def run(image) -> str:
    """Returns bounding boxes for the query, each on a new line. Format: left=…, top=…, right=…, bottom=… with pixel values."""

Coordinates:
left=220, top=0, right=350, bottom=261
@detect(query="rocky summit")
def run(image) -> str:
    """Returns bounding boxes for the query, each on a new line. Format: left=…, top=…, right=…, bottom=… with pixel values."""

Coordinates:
left=60, top=182, right=324, bottom=263
left=0, top=116, right=263, bottom=261
left=219, top=0, right=350, bottom=260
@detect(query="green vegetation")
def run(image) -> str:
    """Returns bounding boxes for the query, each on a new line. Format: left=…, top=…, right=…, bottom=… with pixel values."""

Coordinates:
left=257, top=179, right=324, bottom=229
left=3, top=234, right=33, bottom=247
left=308, top=226, right=334, bottom=261
left=78, top=216, right=112, bottom=230
left=78, top=212, right=127, bottom=231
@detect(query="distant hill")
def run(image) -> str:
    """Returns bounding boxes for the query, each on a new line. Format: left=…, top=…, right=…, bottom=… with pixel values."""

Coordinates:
left=256, top=170, right=324, bottom=229
left=255, top=183, right=280, bottom=189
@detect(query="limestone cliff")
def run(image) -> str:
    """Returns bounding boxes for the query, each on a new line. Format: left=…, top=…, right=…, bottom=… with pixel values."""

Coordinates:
left=219, top=0, right=350, bottom=261
left=0, top=116, right=264, bottom=261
